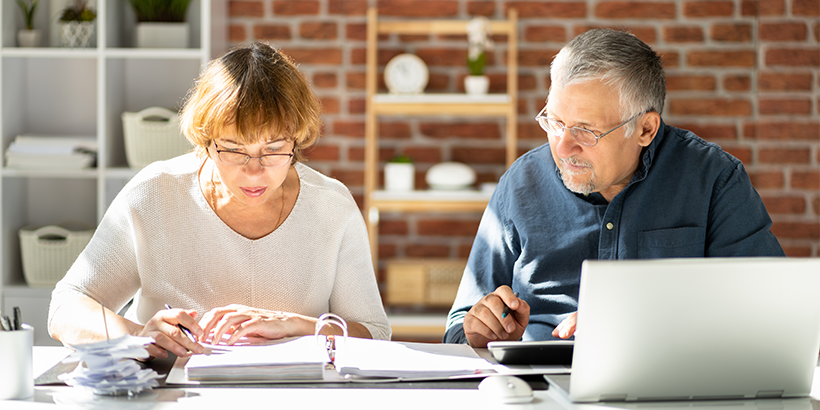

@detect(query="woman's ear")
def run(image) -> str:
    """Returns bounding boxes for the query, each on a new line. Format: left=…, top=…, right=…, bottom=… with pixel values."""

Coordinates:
left=638, top=112, right=661, bottom=147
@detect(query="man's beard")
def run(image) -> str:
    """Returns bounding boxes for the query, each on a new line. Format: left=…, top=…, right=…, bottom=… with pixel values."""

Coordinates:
left=557, top=156, right=595, bottom=195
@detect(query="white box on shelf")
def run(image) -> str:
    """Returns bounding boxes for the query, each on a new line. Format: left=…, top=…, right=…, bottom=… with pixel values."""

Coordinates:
left=122, top=107, right=193, bottom=168
left=19, top=223, right=95, bottom=287
left=136, top=23, right=190, bottom=48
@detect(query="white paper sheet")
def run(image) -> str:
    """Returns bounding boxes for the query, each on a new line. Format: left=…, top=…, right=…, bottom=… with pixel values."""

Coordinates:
left=184, top=336, right=329, bottom=381
left=334, top=338, right=495, bottom=378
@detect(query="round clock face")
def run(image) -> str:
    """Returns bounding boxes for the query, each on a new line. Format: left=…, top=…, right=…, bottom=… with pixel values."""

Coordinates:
left=384, top=54, right=429, bottom=94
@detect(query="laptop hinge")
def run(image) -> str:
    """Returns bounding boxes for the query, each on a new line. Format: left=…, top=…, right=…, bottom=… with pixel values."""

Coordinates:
left=756, top=390, right=784, bottom=399
left=599, top=394, right=627, bottom=402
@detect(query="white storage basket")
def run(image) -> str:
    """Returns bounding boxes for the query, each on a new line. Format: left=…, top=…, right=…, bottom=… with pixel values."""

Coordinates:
left=19, top=224, right=94, bottom=287
left=122, top=107, right=192, bottom=168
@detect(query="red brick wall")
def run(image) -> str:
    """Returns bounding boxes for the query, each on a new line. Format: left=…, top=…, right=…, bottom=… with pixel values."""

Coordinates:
left=227, top=0, right=820, bottom=270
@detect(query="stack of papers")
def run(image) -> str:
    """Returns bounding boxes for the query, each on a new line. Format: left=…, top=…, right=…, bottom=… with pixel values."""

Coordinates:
left=185, top=336, right=329, bottom=381
left=58, top=335, right=163, bottom=396
left=179, top=335, right=496, bottom=383
left=5, top=135, right=97, bottom=170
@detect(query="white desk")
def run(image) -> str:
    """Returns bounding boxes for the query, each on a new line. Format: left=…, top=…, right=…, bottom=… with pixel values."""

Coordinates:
left=3, top=346, right=820, bottom=410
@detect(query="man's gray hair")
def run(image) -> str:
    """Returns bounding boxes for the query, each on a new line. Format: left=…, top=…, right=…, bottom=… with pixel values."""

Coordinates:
left=550, top=28, right=666, bottom=137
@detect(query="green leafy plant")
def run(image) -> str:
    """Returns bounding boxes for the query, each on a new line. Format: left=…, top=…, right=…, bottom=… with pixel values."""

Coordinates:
left=389, top=154, right=413, bottom=163
left=466, top=17, right=492, bottom=76
left=16, top=0, right=39, bottom=30
left=60, top=0, right=96, bottom=22
left=127, top=0, right=192, bottom=23
left=467, top=52, right=486, bottom=76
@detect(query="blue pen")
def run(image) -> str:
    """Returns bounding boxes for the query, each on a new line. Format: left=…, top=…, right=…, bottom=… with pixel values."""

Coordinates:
left=501, top=292, right=520, bottom=319
left=164, top=304, right=197, bottom=343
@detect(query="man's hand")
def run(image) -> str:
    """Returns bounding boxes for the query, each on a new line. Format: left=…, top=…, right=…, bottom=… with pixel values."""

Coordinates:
left=463, top=286, right=529, bottom=348
left=551, top=312, right=577, bottom=339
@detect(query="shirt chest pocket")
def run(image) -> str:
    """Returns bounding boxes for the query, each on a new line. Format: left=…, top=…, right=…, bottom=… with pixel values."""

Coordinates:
left=637, top=226, right=706, bottom=258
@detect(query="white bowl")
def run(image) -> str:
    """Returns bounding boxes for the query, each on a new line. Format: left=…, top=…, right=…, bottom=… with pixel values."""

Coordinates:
left=425, top=162, right=476, bottom=190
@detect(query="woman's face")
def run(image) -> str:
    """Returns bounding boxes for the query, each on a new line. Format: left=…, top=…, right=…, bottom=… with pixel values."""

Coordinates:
left=207, top=132, right=294, bottom=209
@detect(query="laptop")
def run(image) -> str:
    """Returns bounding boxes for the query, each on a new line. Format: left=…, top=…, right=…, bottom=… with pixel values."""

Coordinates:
left=548, top=257, right=820, bottom=403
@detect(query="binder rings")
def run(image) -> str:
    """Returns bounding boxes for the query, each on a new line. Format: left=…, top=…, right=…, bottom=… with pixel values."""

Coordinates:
left=178, top=313, right=496, bottom=384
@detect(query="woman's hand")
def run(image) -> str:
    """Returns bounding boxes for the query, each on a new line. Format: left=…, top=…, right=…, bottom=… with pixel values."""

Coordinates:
left=138, top=308, right=205, bottom=359
left=198, top=304, right=311, bottom=346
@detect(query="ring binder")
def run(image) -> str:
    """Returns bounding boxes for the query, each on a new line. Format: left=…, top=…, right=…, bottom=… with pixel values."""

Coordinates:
left=315, top=313, right=348, bottom=363
left=179, top=312, right=497, bottom=384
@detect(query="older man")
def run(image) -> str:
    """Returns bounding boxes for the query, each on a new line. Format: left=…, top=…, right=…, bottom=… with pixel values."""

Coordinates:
left=444, top=28, right=783, bottom=348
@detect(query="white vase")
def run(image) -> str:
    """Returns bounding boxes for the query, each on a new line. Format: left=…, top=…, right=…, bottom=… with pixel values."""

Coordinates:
left=60, top=21, right=94, bottom=48
left=384, top=163, right=415, bottom=191
left=136, top=23, right=189, bottom=48
left=17, top=30, right=41, bottom=47
left=464, top=75, right=490, bottom=95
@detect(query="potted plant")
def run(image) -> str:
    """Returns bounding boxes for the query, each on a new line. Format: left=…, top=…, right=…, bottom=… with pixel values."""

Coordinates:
left=127, top=0, right=193, bottom=48
left=384, top=154, right=415, bottom=191
left=465, top=16, right=493, bottom=95
left=16, top=0, right=40, bottom=47
left=59, top=0, right=96, bottom=48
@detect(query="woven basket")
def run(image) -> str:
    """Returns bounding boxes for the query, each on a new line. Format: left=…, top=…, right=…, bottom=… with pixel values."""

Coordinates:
left=19, top=224, right=94, bottom=287
left=122, top=107, right=192, bottom=168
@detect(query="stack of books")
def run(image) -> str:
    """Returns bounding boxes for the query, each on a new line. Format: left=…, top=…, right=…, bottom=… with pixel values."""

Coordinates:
left=5, top=135, right=97, bottom=170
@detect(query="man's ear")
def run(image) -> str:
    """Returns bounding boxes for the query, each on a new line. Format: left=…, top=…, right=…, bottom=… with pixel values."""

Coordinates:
left=637, top=112, right=661, bottom=147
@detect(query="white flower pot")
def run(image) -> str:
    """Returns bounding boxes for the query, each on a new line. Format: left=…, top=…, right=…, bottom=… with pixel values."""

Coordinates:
left=60, top=21, right=94, bottom=48
left=136, top=23, right=189, bottom=48
left=17, top=30, right=41, bottom=47
left=384, top=163, right=415, bottom=191
left=464, top=75, right=490, bottom=95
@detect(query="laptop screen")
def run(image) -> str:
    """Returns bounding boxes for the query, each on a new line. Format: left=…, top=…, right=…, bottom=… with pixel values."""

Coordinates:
left=569, top=258, right=820, bottom=403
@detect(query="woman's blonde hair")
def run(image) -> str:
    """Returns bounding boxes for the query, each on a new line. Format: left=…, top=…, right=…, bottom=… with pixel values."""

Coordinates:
left=180, top=42, right=321, bottom=163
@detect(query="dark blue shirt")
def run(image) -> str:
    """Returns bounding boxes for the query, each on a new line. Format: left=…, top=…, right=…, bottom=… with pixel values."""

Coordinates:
left=444, top=120, right=784, bottom=343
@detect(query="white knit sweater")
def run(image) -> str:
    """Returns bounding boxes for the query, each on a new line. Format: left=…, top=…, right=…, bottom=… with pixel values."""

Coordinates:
left=49, top=154, right=391, bottom=340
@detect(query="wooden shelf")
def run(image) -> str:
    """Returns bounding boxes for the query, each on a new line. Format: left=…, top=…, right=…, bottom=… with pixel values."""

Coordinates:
left=387, top=313, right=448, bottom=342
left=363, top=8, right=518, bottom=313
left=373, top=93, right=509, bottom=104
left=371, top=190, right=490, bottom=212
left=372, top=94, right=510, bottom=116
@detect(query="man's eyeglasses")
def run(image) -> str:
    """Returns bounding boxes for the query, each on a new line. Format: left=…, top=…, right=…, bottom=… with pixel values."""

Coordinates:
left=213, top=142, right=294, bottom=167
left=535, top=106, right=641, bottom=147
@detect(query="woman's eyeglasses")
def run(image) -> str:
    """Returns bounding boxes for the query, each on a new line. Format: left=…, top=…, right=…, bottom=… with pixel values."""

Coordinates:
left=213, top=142, right=294, bottom=167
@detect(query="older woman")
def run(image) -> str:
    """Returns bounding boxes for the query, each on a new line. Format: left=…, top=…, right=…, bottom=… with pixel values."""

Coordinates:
left=48, top=42, right=390, bottom=359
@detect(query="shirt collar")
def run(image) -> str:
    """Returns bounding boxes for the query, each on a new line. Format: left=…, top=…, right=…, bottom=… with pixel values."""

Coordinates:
left=629, top=117, right=665, bottom=184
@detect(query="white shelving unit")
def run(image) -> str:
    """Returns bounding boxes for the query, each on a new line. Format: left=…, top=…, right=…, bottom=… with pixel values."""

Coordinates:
left=0, top=0, right=226, bottom=345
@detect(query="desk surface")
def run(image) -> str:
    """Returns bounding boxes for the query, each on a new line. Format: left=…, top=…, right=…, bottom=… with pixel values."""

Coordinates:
left=4, top=346, right=820, bottom=410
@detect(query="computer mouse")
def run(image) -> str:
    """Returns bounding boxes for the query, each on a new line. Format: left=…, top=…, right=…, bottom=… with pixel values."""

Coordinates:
left=478, top=375, right=534, bottom=404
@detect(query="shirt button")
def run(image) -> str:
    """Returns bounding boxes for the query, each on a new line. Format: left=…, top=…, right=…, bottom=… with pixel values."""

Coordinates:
left=606, top=222, right=614, bottom=230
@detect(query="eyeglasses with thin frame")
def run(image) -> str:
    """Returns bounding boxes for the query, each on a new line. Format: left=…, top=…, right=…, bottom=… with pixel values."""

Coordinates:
left=535, top=105, right=641, bottom=147
left=213, top=141, right=294, bottom=167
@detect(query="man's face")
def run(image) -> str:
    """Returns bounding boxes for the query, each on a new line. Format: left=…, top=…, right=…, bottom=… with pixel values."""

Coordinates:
left=544, top=79, right=649, bottom=202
